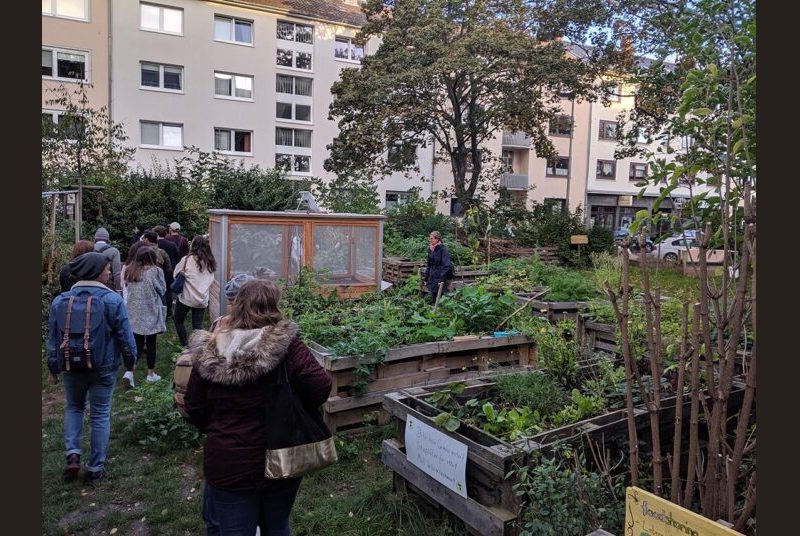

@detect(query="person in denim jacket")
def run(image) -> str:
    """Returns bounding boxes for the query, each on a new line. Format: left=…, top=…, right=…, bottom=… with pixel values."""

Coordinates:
left=47, top=252, right=137, bottom=482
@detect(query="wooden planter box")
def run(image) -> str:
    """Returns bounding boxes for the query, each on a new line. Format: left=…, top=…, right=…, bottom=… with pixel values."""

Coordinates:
left=515, top=291, right=591, bottom=322
left=308, top=335, right=537, bottom=434
left=419, top=266, right=494, bottom=294
left=382, top=257, right=426, bottom=285
left=576, top=315, right=619, bottom=355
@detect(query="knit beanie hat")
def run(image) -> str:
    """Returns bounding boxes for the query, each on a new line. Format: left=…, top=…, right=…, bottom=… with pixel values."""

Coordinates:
left=94, top=227, right=110, bottom=242
left=224, top=273, right=256, bottom=301
left=69, top=252, right=110, bottom=281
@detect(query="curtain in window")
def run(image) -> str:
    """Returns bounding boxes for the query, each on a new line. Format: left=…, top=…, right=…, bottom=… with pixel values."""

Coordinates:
left=276, top=75, right=293, bottom=94
left=140, top=122, right=160, bottom=145
left=57, top=0, right=86, bottom=18
left=214, top=17, right=231, bottom=40
left=294, top=130, right=311, bottom=148
left=162, top=8, right=182, bottom=33
left=234, top=76, right=252, bottom=99
left=296, top=25, right=313, bottom=44
left=275, top=128, right=293, bottom=147
left=294, top=77, right=312, bottom=96
left=276, top=102, right=293, bottom=120
left=42, top=50, right=53, bottom=76
left=141, top=63, right=160, bottom=87
left=234, top=21, right=252, bottom=43
left=162, top=125, right=182, bottom=147
left=294, top=105, right=311, bottom=122
left=215, top=73, right=232, bottom=96
left=214, top=129, right=231, bottom=151
left=140, top=4, right=160, bottom=30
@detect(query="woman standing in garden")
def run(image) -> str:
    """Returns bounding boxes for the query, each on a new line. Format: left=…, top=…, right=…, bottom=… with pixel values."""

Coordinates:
left=173, top=235, right=216, bottom=347
left=184, top=279, right=331, bottom=535
left=125, top=247, right=167, bottom=383
left=424, top=231, right=453, bottom=303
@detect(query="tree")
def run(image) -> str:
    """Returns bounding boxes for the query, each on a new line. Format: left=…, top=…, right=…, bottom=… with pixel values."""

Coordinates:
left=325, top=0, right=623, bottom=209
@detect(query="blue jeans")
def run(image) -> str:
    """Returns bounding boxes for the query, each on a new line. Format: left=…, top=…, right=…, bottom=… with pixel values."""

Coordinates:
left=203, top=479, right=301, bottom=536
left=62, top=368, right=117, bottom=472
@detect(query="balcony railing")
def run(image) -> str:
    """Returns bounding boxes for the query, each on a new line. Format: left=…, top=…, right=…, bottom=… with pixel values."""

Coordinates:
left=502, top=131, right=531, bottom=148
left=500, top=173, right=528, bottom=190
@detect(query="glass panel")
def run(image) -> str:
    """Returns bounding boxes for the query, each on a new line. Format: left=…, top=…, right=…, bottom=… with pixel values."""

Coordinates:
left=313, top=226, right=351, bottom=281
left=210, top=220, right=222, bottom=282
left=234, top=131, right=251, bottom=153
left=57, top=0, right=85, bottom=18
left=141, top=63, right=160, bottom=87
left=234, top=20, right=252, bottom=43
left=294, top=77, right=312, bottom=96
left=295, top=105, right=311, bottom=122
left=275, top=127, right=293, bottom=147
left=276, top=49, right=293, bottom=67
left=276, top=102, right=293, bottom=120
left=42, top=113, right=56, bottom=136
left=296, top=24, right=313, bottom=44
left=275, top=154, right=291, bottom=171
left=140, top=4, right=160, bottom=30
left=276, top=74, right=293, bottom=94
left=42, top=0, right=52, bottom=15
left=234, top=76, right=252, bottom=99
left=60, top=115, right=86, bottom=140
left=229, top=223, right=295, bottom=280
left=294, top=129, right=311, bottom=148
left=56, top=52, right=86, bottom=80
left=163, top=66, right=182, bottom=90
left=162, top=7, right=182, bottom=33
left=214, top=129, right=231, bottom=151
left=277, top=22, right=294, bottom=41
left=42, top=49, right=53, bottom=76
left=214, top=17, right=231, bottom=40
left=556, top=158, right=569, bottom=176
left=334, top=37, right=350, bottom=59
left=294, top=155, right=310, bottom=173
left=162, top=124, right=182, bottom=147
left=354, top=227, right=377, bottom=282
left=352, top=44, right=365, bottom=62
left=215, top=73, right=232, bottom=96
left=140, top=121, right=160, bottom=145
left=295, top=52, right=312, bottom=70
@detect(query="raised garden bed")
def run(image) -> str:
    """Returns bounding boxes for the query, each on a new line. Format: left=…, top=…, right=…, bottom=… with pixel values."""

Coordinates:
left=382, top=256, right=425, bottom=285
left=576, top=315, right=618, bottom=355
left=308, top=335, right=537, bottom=434
left=515, top=290, right=591, bottom=322
left=419, top=266, right=494, bottom=294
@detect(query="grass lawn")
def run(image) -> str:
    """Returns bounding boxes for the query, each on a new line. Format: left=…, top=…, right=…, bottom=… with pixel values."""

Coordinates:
left=41, top=321, right=466, bottom=535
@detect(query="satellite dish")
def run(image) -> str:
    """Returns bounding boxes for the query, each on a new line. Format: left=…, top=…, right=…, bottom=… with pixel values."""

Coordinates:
left=297, top=191, right=322, bottom=212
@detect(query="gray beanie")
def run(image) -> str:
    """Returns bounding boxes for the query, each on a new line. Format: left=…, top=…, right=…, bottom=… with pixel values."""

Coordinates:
left=69, top=252, right=110, bottom=281
left=224, top=273, right=256, bottom=301
left=94, top=227, right=110, bottom=242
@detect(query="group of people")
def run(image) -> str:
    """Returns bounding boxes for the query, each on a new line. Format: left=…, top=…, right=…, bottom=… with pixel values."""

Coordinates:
left=47, top=221, right=333, bottom=535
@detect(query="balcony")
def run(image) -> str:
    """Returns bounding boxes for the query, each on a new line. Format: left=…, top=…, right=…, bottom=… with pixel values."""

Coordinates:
left=500, top=173, right=528, bottom=190
left=502, top=131, right=531, bottom=148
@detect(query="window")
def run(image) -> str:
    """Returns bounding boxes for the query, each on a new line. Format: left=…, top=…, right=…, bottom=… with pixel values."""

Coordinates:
left=276, top=74, right=312, bottom=96
left=276, top=102, right=311, bottom=122
left=140, top=3, right=183, bottom=34
left=140, top=62, right=182, bottom=91
left=42, top=0, right=87, bottom=20
left=140, top=121, right=182, bottom=148
left=275, top=154, right=311, bottom=174
left=334, top=36, right=364, bottom=62
left=276, top=127, right=311, bottom=148
left=544, top=198, right=566, bottom=213
left=214, top=72, right=253, bottom=100
left=549, top=115, right=572, bottom=137
left=42, top=110, right=87, bottom=140
left=385, top=191, right=414, bottom=209
left=214, top=128, right=253, bottom=154
left=387, top=142, right=416, bottom=168
left=277, top=21, right=313, bottom=44
left=599, top=120, right=617, bottom=140
left=606, top=81, right=621, bottom=102
left=635, top=129, right=651, bottom=144
left=277, top=49, right=312, bottom=70
left=214, top=15, right=253, bottom=44
left=629, top=162, right=648, bottom=181
left=596, top=159, right=616, bottom=180
left=501, top=150, right=514, bottom=172
left=450, top=195, right=481, bottom=217
left=42, top=47, right=88, bottom=81
left=546, top=156, right=570, bottom=177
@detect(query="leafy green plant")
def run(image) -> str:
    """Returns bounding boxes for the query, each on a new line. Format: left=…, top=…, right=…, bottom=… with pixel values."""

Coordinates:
left=544, top=271, right=597, bottom=302
left=494, top=372, right=566, bottom=416
left=552, top=389, right=607, bottom=427
left=435, top=286, right=517, bottom=334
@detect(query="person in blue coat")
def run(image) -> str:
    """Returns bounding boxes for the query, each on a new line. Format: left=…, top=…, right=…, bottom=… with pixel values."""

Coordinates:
left=47, top=252, right=137, bottom=482
left=424, top=231, right=453, bottom=303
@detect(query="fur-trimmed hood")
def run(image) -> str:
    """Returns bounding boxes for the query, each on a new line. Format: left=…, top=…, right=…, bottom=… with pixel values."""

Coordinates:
left=188, top=319, right=299, bottom=386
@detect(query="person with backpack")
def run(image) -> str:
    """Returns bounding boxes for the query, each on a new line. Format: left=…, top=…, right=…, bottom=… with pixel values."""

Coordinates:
left=183, top=279, right=332, bottom=536
left=173, top=235, right=216, bottom=347
left=94, top=227, right=122, bottom=292
left=125, top=247, right=167, bottom=383
left=47, top=252, right=137, bottom=483
left=424, top=231, right=453, bottom=303
left=59, top=240, right=95, bottom=293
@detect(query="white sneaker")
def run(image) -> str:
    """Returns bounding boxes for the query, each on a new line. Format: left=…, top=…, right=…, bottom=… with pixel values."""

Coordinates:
left=123, top=371, right=135, bottom=389
left=146, top=373, right=162, bottom=383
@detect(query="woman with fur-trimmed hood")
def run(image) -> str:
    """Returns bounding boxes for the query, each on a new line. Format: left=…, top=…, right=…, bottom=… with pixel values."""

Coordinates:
left=183, top=279, right=331, bottom=535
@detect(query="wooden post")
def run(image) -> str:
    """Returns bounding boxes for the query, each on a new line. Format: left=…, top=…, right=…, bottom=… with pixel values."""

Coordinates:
left=48, top=194, right=58, bottom=285
left=75, top=177, right=83, bottom=243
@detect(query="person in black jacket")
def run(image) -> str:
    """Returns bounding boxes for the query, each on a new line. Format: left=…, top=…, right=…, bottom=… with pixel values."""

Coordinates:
left=424, top=231, right=452, bottom=303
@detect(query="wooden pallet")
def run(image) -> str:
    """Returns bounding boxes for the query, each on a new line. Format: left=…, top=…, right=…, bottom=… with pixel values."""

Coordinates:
left=576, top=315, right=619, bottom=355
left=382, top=257, right=426, bottom=285
left=515, top=291, right=591, bottom=322
left=418, top=265, right=494, bottom=294
left=308, top=335, right=537, bottom=434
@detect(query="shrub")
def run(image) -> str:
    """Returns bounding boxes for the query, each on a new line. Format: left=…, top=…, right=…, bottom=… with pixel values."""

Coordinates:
left=494, top=372, right=566, bottom=417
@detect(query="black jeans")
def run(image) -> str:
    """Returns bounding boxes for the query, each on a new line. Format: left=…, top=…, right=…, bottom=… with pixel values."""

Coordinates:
left=203, top=479, right=301, bottom=536
left=133, top=333, right=158, bottom=370
left=174, top=301, right=206, bottom=346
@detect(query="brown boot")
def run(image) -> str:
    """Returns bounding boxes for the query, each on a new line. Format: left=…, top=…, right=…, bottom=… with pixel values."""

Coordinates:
left=63, top=454, right=80, bottom=482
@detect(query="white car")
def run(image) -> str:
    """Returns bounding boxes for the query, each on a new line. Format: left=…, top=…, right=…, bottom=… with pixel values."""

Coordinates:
left=655, top=231, right=699, bottom=262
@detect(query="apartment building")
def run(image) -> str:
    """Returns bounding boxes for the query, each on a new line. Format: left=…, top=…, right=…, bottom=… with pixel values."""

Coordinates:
left=109, top=0, right=433, bottom=204
left=42, top=0, right=110, bottom=126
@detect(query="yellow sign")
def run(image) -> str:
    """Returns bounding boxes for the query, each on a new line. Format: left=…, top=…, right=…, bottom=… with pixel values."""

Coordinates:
left=618, top=195, right=634, bottom=206
left=624, top=487, right=744, bottom=536
left=570, top=235, right=589, bottom=245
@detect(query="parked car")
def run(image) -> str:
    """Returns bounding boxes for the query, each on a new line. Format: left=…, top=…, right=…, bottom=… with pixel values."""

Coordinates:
left=655, top=231, right=699, bottom=262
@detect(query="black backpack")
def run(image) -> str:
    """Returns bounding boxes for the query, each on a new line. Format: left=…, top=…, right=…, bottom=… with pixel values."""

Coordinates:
left=54, top=291, right=108, bottom=372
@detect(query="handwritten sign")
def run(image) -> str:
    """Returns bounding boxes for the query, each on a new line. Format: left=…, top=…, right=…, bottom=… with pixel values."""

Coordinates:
left=625, top=487, right=744, bottom=536
left=405, top=415, right=468, bottom=498
left=570, top=234, right=589, bottom=245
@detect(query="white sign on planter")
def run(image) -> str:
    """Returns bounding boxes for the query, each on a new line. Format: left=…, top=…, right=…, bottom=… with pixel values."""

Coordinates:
left=405, top=415, right=468, bottom=498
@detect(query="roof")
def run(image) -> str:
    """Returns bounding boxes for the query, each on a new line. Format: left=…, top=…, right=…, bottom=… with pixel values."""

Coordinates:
left=208, top=209, right=386, bottom=220
left=215, top=0, right=367, bottom=27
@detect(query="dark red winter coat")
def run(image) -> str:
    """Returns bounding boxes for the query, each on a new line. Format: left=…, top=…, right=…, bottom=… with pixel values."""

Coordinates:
left=183, top=319, right=332, bottom=490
